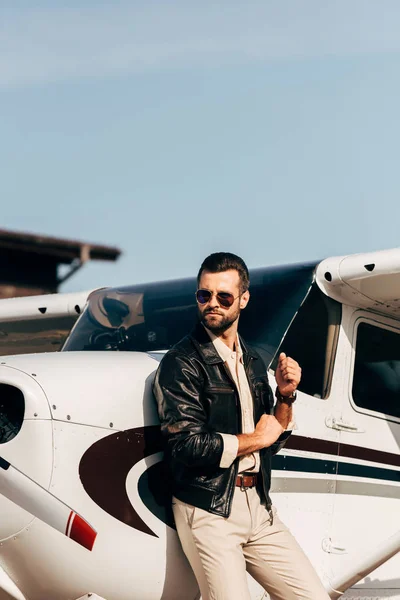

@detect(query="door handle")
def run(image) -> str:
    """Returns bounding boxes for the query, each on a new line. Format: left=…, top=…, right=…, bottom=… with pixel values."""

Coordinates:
left=325, top=416, right=364, bottom=433
left=322, top=538, right=347, bottom=554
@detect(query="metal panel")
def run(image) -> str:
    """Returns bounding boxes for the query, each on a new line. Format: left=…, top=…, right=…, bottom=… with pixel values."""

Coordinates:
left=0, top=352, right=159, bottom=430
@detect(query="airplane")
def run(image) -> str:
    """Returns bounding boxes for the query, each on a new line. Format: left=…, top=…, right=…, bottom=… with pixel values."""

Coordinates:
left=0, top=247, right=399, bottom=600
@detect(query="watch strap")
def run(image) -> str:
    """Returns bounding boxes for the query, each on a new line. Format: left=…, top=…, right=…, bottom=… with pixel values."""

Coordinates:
left=275, top=389, right=297, bottom=404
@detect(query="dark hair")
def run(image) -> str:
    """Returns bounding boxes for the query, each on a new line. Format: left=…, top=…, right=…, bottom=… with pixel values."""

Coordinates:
left=197, top=252, right=250, bottom=293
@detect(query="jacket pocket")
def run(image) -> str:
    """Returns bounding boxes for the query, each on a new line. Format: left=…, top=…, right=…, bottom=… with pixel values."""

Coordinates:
left=252, top=379, right=274, bottom=413
left=204, top=386, right=237, bottom=431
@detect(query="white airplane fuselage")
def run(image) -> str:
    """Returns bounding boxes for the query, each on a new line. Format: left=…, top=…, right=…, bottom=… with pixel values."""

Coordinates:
left=0, top=352, right=200, bottom=600
left=0, top=248, right=399, bottom=600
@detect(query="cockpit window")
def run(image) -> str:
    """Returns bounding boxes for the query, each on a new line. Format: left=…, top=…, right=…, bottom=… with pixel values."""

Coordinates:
left=272, top=287, right=341, bottom=398
left=63, top=263, right=317, bottom=367
left=352, top=322, right=400, bottom=419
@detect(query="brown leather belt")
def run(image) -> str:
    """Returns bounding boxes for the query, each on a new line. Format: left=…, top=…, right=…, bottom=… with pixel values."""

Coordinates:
left=236, top=473, right=258, bottom=490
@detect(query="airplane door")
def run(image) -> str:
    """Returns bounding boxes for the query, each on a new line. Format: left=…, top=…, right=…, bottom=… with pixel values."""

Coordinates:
left=269, top=286, right=343, bottom=587
left=329, top=307, right=400, bottom=597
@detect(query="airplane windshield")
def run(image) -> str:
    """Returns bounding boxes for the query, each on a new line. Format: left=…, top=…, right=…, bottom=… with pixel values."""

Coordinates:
left=63, top=262, right=317, bottom=367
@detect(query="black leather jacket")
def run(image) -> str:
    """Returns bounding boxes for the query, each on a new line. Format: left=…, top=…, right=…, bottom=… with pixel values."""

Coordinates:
left=153, top=323, right=291, bottom=518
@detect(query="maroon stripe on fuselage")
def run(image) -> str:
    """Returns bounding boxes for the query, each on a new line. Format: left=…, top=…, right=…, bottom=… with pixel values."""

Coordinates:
left=285, top=435, right=400, bottom=468
left=79, top=426, right=163, bottom=537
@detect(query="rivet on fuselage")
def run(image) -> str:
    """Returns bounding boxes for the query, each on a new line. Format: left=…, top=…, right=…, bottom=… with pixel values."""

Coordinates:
left=110, top=422, right=113, bottom=428
left=67, top=415, right=71, bottom=420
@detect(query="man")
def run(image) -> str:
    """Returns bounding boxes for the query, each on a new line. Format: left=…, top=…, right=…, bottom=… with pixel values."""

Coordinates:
left=153, top=252, right=329, bottom=600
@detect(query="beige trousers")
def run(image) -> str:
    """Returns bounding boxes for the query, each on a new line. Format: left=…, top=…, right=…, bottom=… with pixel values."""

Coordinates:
left=172, top=487, right=330, bottom=600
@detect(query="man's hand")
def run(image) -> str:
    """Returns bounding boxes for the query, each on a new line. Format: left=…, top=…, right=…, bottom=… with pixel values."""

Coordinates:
left=254, top=414, right=285, bottom=447
left=275, top=352, right=301, bottom=398
left=237, top=414, right=284, bottom=456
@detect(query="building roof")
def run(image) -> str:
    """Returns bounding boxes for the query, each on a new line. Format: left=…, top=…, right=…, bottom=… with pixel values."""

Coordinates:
left=0, top=228, right=121, bottom=264
left=0, top=228, right=122, bottom=298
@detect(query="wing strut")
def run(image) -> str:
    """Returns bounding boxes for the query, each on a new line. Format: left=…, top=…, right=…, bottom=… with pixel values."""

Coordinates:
left=326, top=529, right=400, bottom=598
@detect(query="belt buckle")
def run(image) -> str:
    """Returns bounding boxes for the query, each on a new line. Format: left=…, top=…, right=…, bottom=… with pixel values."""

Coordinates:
left=239, top=474, right=248, bottom=491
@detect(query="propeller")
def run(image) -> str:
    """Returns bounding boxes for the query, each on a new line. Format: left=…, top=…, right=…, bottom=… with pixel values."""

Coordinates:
left=0, top=456, right=97, bottom=551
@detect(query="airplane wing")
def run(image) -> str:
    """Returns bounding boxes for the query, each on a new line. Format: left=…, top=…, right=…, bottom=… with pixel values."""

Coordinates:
left=316, top=248, right=400, bottom=318
left=0, top=290, right=95, bottom=356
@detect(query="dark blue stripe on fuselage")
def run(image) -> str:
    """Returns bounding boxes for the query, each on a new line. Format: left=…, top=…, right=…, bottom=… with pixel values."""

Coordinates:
left=273, top=454, right=400, bottom=483
left=138, top=454, right=400, bottom=529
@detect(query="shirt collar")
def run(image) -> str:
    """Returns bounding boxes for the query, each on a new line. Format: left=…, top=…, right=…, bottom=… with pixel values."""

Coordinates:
left=204, top=326, right=243, bottom=363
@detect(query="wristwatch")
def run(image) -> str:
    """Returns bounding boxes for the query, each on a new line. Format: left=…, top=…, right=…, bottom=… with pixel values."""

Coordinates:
left=275, top=388, right=297, bottom=405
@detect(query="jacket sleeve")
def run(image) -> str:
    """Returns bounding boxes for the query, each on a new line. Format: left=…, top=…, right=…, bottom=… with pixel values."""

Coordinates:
left=153, top=350, right=224, bottom=468
left=270, top=430, right=292, bottom=455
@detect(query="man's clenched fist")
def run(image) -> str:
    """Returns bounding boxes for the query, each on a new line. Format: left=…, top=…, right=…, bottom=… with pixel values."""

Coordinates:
left=275, top=352, right=301, bottom=398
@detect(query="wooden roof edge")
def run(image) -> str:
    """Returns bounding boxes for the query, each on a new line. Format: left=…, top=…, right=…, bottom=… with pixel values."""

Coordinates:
left=0, top=229, right=122, bottom=262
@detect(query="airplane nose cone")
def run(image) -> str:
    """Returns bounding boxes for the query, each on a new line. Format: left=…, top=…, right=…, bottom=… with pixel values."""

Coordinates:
left=0, top=365, right=52, bottom=542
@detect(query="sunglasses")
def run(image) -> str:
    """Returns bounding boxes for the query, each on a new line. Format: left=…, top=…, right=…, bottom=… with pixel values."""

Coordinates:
left=196, top=289, right=241, bottom=308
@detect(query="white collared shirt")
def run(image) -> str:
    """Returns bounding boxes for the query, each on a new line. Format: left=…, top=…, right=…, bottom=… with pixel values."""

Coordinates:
left=205, top=327, right=294, bottom=471
left=206, top=328, right=259, bottom=472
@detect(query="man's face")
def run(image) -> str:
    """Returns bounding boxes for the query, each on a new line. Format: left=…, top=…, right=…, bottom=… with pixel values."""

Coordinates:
left=197, top=269, right=250, bottom=334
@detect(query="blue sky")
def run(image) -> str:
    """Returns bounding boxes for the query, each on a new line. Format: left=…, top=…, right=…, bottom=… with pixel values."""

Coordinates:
left=2, top=1, right=400, bottom=292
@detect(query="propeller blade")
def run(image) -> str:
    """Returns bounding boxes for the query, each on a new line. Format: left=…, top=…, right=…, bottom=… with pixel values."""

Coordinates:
left=0, top=456, right=96, bottom=551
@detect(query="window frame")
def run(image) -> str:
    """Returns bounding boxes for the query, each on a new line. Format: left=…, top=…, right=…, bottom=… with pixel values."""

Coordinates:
left=350, top=313, right=400, bottom=425
left=270, top=285, right=342, bottom=400
left=320, top=294, right=342, bottom=399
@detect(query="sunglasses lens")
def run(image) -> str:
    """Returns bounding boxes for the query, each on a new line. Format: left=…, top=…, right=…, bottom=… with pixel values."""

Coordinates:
left=216, top=293, right=235, bottom=307
left=196, top=290, right=236, bottom=307
left=196, top=290, right=212, bottom=304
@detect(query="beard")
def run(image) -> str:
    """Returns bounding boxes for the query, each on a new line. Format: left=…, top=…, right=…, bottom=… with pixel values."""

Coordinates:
left=199, top=306, right=241, bottom=335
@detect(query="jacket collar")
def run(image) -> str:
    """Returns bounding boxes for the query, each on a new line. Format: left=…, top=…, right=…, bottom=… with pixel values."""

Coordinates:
left=189, top=322, right=258, bottom=364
